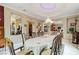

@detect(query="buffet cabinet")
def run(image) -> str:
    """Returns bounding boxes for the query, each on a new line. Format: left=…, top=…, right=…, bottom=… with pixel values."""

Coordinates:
left=72, top=32, right=79, bottom=44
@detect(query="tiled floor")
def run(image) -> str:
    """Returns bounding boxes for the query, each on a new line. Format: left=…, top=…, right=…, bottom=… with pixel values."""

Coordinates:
left=24, top=38, right=79, bottom=55
left=62, top=38, right=79, bottom=55
left=15, top=38, right=79, bottom=55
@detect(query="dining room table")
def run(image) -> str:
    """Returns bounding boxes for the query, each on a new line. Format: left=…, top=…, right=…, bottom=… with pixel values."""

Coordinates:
left=24, top=33, right=60, bottom=55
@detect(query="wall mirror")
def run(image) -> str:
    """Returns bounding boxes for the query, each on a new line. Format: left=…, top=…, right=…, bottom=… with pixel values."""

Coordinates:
left=44, top=24, right=49, bottom=32
left=10, top=14, right=22, bottom=35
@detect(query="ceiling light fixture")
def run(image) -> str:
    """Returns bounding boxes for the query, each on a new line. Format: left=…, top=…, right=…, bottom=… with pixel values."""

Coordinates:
left=45, top=17, right=54, bottom=24
left=40, top=3, right=56, bottom=12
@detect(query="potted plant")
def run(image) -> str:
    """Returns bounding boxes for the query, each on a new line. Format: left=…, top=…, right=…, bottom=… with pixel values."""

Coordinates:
left=69, top=27, right=75, bottom=33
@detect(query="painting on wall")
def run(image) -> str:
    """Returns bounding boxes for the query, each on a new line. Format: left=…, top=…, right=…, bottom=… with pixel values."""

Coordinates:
left=51, top=24, right=56, bottom=31
left=10, top=15, right=22, bottom=35
left=67, top=23, right=75, bottom=33
left=70, top=23, right=75, bottom=26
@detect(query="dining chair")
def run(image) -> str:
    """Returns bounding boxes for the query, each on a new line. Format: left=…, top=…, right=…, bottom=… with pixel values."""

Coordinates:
left=41, top=36, right=58, bottom=55
left=37, top=32, right=42, bottom=37
left=52, top=33, right=63, bottom=55
left=51, top=36, right=59, bottom=55
left=32, top=32, right=37, bottom=38
left=0, top=38, right=10, bottom=55
left=41, top=33, right=63, bottom=55
left=7, top=39, right=15, bottom=55
left=40, top=32, right=44, bottom=36
left=22, top=33, right=30, bottom=41
left=10, top=34, right=24, bottom=51
left=7, top=39, right=32, bottom=55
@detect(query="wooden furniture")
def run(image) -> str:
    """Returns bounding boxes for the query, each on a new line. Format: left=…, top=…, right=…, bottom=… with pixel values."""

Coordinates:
left=29, top=22, right=32, bottom=36
left=0, top=6, right=4, bottom=39
left=41, top=33, right=63, bottom=55
left=72, top=32, right=79, bottom=44
left=6, top=38, right=32, bottom=55
left=0, top=38, right=5, bottom=48
left=0, top=6, right=4, bottom=48
left=24, top=34, right=59, bottom=55
left=10, top=34, right=25, bottom=51
left=52, top=33, right=63, bottom=55
left=76, top=32, right=79, bottom=44
left=72, top=18, right=78, bottom=44
left=0, top=37, right=31, bottom=55
left=0, top=38, right=12, bottom=55
left=10, top=34, right=33, bottom=55
left=21, top=33, right=30, bottom=43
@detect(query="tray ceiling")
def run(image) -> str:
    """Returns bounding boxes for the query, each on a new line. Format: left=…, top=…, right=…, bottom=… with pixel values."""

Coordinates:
left=1, top=3, right=79, bottom=21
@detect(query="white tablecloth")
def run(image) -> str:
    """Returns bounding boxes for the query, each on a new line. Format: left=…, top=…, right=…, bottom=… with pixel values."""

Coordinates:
left=24, top=34, right=59, bottom=55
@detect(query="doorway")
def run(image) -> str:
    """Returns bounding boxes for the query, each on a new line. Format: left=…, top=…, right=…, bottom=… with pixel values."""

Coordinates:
left=29, top=22, right=32, bottom=36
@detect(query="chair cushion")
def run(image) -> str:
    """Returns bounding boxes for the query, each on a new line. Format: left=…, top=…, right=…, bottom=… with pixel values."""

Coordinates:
left=41, top=48, right=51, bottom=55
left=16, top=49, right=31, bottom=55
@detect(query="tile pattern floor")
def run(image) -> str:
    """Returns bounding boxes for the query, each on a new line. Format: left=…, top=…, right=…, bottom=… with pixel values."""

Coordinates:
left=62, top=38, right=79, bottom=55
left=16, top=38, right=79, bottom=55
left=30, top=38, right=79, bottom=55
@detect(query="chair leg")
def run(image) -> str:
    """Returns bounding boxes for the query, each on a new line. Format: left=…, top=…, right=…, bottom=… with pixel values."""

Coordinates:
left=54, top=49, right=58, bottom=55
left=20, top=47, right=23, bottom=51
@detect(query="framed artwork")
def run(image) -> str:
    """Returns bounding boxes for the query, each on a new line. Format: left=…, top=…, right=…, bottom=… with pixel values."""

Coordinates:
left=70, top=23, right=75, bottom=26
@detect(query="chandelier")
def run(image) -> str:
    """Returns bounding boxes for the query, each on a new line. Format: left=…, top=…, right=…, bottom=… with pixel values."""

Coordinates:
left=45, top=17, right=54, bottom=24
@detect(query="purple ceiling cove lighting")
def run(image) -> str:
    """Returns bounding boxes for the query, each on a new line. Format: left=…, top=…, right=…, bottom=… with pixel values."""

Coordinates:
left=40, top=3, right=56, bottom=12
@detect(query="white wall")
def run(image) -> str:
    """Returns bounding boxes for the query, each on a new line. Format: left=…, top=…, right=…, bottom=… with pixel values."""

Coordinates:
left=4, top=7, right=41, bottom=37
left=62, top=17, right=79, bottom=40
left=4, top=7, right=11, bottom=37
left=76, top=17, right=79, bottom=32
left=4, top=6, right=79, bottom=39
